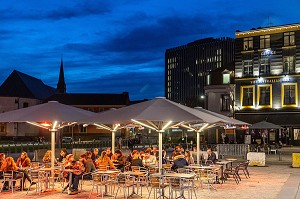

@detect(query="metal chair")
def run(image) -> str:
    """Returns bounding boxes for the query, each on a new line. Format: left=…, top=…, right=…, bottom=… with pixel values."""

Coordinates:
left=1, top=171, right=24, bottom=193
left=148, top=174, right=169, bottom=199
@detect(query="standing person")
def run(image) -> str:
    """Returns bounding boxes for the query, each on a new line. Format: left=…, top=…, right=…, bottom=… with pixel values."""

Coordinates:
left=16, top=151, right=31, bottom=168
left=128, top=136, right=134, bottom=152
left=118, top=137, right=123, bottom=150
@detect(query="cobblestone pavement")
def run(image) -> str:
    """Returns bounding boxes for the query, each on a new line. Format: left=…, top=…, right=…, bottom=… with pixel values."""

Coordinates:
left=1, top=163, right=299, bottom=199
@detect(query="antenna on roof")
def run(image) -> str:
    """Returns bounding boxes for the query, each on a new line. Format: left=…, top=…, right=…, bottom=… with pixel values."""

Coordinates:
left=267, top=16, right=273, bottom=27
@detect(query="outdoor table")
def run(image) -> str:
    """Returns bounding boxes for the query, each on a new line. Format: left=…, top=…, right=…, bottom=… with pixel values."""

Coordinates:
left=153, top=172, right=195, bottom=199
left=226, top=158, right=237, bottom=167
left=122, top=171, right=146, bottom=198
left=93, top=170, right=119, bottom=197
left=39, top=166, right=63, bottom=191
left=215, top=160, right=232, bottom=169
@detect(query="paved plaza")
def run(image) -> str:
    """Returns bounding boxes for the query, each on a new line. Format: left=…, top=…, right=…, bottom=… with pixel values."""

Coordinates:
left=1, top=154, right=300, bottom=199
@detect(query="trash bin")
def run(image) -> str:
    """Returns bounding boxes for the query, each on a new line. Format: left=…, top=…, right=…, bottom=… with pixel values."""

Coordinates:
left=292, top=153, right=300, bottom=167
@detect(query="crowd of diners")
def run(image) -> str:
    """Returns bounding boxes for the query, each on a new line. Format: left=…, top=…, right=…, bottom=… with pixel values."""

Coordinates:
left=0, top=146, right=217, bottom=195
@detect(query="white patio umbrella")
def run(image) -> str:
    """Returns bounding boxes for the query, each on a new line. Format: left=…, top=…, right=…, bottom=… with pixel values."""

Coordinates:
left=83, top=97, right=224, bottom=172
left=0, top=101, right=96, bottom=171
left=179, top=107, right=249, bottom=164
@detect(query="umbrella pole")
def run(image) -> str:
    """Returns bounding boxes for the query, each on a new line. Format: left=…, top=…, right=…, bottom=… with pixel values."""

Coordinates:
left=197, top=131, right=200, bottom=165
left=51, top=129, right=56, bottom=189
left=158, top=131, right=163, bottom=173
left=112, top=130, right=115, bottom=154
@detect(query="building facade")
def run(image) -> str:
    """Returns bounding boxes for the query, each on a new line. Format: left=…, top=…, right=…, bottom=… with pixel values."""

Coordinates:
left=234, top=23, right=300, bottom=145
left=165, top=37, right=235, bottom=107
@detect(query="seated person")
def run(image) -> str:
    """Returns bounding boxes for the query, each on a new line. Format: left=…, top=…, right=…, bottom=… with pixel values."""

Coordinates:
left=1, top=157, right=35, bottom=190
left=111, top=149, right=126, bottom=171
left=96, top=151, right=116, bottom=170
left=206, top=149, right=217, bottom=164
left=16, top=151, right=31, bottom=168
left=42, top=150, right=52, bottom=166
left=171, top=152, right=189, bottom=171
left=142, top=148, right=157, bottom=167
left=58, top=149, right=68, bottom=163
left=106, top=148, right=113, bottom=159
left=91, top=148, right=99, bottom=161
left=131, top=150, right=144, bottom=167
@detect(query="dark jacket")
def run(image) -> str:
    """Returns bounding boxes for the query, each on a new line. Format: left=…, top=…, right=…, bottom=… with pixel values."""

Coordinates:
left=172, top=154, right=188, bottom=170
left=131, top=158, right=143, bottom=167
left=207, top=151, right=217, bottom=164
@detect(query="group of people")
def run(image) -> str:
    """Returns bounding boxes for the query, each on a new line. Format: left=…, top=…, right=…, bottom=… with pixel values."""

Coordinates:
left=0, top=152, right=36, bottom=191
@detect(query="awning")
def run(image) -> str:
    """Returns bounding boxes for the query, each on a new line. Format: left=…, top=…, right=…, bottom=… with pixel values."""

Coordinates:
left=235, top=112, right=300, bottom=127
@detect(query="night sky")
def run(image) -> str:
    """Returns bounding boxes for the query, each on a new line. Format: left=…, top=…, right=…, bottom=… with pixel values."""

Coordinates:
left=1, top=1, right=300, bottom=100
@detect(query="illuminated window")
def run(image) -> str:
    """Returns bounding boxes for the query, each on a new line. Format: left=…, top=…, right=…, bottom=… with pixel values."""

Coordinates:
left=283, top=56, right=295, bottom=74
left=283, top=84, right=296, bottom=105
left=259, top=58, right=270, bottom=75
left=223, top=74, right=230, bottom=84
left=221, top=94, right=230, bottom=111
left=207, top=74, right=211, bottom=85
left=243, top=37, right=253, bottom=50
left=260, top=35, right=270, bottom=49
left=258, top=85, right=271, bottom=107
left=243, top=60, right=253, bottom=77
left=241, top=86, right=254, bottom=107
left=284, top=32, right=295, bottom=46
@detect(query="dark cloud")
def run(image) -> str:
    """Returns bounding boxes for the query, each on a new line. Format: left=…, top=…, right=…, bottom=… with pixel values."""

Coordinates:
left=0, top=1, right=111, bottom=21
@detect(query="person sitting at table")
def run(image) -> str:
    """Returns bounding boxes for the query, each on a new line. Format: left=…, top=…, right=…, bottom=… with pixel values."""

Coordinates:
left=96, top=151, right=116, bottom=170
left=171, top=152, right=189, bottom=171
left=58, top=149, right=68, bottom=163
left=62, top=154, right=76, bottom=192
left=184, top=150, right=195, bottom=165
left=111, top=149, right=126, bottom=171
left=68, top=154, right=87, bottom=195
left=16, top=151, right=31, bottom=168
left=1, top=156, right=35, bottom=191
left=106, top=148, right=113, bottom=159
left=0, top=153, right=5, bottom=168
left=42, top=150, right=52, bottom=166
left=142, top=148, right=157, bottom=167
left=131, top=150, right=144, bottom=167
left=91, top=148, right=99, bottom=161
left=152, top=146, right=159, bottom=160
left=206, top=149, right=217, bottom=164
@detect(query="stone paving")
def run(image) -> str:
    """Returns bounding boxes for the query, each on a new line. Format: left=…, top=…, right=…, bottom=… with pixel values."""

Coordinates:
left=0, top=154, right=299, bottom=199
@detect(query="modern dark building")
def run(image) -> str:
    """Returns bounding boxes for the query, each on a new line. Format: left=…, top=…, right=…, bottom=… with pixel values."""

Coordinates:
left=165, top=37, right=235, bottom=107
left=234, top=23, right=300, bottom=145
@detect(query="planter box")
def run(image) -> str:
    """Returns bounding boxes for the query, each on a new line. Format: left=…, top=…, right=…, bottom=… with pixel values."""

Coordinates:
left=247, top=152, right=265, bottom=166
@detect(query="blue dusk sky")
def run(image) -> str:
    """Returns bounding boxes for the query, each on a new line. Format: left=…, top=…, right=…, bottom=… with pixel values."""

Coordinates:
left=0, top=0, right=300, bottom=100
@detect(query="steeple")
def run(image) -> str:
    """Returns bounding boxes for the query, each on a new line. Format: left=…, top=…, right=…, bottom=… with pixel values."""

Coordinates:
left=57, top=58, right=66, bottom=93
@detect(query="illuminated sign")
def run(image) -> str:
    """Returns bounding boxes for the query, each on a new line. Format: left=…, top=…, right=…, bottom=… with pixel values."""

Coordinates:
left=261, top=49, right=276, bottom=56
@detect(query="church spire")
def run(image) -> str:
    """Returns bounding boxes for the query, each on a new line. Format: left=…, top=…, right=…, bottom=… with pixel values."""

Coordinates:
left=57, top=58, right=66, bottom=93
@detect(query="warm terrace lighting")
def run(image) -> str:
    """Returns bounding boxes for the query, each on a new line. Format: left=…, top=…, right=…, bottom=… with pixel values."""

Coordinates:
left=113, top=123, right=120, bottom=131
left=180, top=124, right=196, bottom=131
left=52, top=121, right=58, bottom=130
left=131, top=119, right=157, bottom=131
left=162, top=121, right=173, bottom=131
left=200, top=123, right=209, bottom=132
left=93, top=123, right=112, bottom=131
left=41, top=122, right=51, bottom=127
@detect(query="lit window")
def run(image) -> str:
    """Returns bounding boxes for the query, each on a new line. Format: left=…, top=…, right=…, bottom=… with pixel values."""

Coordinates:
left=284, top=32, right=295, bottom=46
left=221, top=94, right=230, bottom=111
left=241, top=86, right=254, bottom=107
left=207, top=74, right=211, bottom=85
left=283, top=84, right=296, bottom=105
left=260, top=35, right=270, bottom=49
left=243, top=60, right=253, bottom=77
left=259, top=58, right=270, bottom=75
left=258, top=85, right=271, bottom=107
left=243, top=37, right=253, bottom=50
left=283, top=56, right=295, bottom=74
left=223, top=74, right=230, bottom=84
